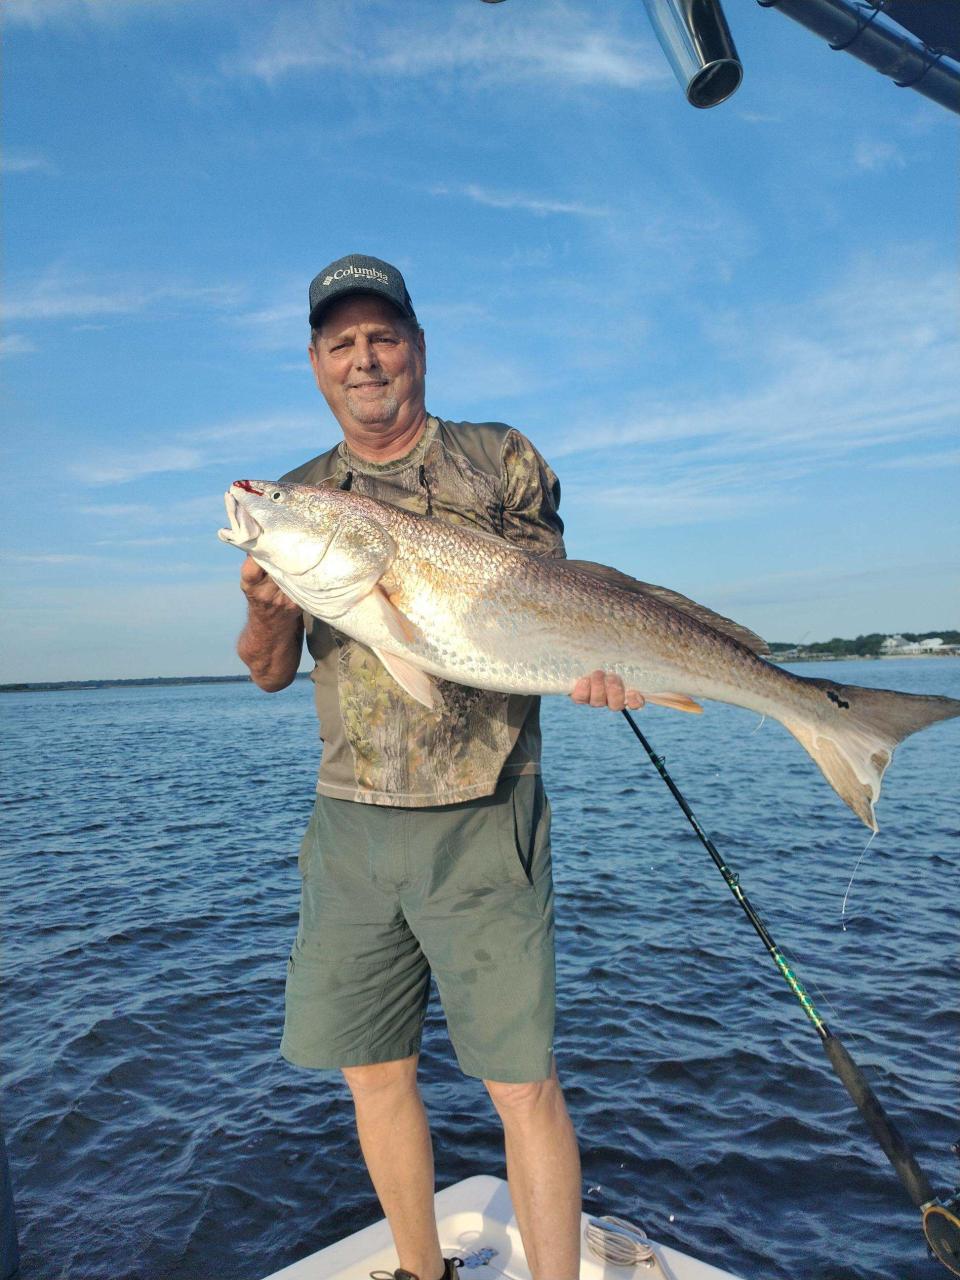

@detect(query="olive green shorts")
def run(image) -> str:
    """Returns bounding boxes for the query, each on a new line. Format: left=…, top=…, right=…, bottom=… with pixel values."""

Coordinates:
left=280, top=773, right=555, bottom=1083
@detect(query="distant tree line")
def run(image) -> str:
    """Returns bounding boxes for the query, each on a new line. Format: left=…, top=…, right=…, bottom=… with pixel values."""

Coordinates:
left=768, top=630, right=960, bottom=656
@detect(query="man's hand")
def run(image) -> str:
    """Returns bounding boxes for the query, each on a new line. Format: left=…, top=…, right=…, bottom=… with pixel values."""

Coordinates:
left=237, top=556, right=305, bottom=691
left=570, top=670, right=645, bottom=712
left=240, top=556, right=302, bottom=614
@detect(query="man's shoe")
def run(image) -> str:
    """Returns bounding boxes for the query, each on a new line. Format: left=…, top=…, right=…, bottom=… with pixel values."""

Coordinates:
left=371, top=1259, right=460, bottom=1280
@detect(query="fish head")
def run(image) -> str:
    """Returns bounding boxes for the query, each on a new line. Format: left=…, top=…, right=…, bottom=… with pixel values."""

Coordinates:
left=219, top=479, right=336, bottom=575
left=219, top=480, right=396, bottom=617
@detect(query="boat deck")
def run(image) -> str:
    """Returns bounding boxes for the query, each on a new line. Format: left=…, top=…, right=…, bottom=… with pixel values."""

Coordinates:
left=262, top=1175, right=743, bottom=1280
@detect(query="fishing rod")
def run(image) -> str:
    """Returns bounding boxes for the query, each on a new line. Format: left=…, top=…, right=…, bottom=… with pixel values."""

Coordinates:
left=621, top=709, right=960, bottom=1276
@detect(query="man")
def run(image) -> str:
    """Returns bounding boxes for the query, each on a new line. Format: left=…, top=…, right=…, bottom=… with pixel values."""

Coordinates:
left=237, top=254, right=642, bottom=1280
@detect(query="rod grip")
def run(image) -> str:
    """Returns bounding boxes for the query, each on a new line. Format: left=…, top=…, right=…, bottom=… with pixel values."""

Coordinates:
left=822, top=1031, right=935, bottom=1209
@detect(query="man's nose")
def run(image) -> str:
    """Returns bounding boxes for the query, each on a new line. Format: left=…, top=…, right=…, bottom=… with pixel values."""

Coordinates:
left=353, top=335, right=380, bottom=370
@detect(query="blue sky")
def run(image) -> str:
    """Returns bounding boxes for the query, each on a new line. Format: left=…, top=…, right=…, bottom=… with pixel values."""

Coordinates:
left=3, top=0, right=958, bottom=681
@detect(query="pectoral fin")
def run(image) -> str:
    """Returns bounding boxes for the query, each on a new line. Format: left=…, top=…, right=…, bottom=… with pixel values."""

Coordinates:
left=372, top=648, right=436, bottom=709
left=644, top=693, right=703, bottom=714
left=371, top=585, right=419, bottom=645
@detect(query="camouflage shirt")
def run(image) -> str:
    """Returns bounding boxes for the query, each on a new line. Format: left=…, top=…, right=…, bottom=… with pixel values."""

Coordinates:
left=281, top=416, right=566, bottom=807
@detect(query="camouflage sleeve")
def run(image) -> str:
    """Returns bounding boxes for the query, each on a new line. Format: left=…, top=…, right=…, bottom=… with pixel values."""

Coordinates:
left=500, top=428, right=566, bottom=560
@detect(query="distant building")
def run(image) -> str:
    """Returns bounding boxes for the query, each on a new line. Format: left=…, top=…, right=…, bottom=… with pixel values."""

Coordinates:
left=880, top=635, right=954, bottom=656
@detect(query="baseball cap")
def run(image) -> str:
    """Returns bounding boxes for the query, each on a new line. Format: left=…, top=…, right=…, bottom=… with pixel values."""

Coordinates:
left=308, top=254, right=417, bottom=328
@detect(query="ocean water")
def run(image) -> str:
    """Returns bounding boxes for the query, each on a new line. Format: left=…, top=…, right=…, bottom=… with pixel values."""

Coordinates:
left=2, top=659, right=958, bottom=1280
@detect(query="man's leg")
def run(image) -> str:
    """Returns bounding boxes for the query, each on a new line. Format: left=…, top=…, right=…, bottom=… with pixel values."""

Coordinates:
left=485, top=1064, right=581, bottom=1280
left=342, top=1055, right=445, bottom=1280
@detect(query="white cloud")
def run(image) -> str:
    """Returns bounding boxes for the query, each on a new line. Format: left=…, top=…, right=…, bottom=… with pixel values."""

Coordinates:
left=226, top=2, right=666, bottom=92
left=430, top=352, right=548, bottom=405
left=70, top=413, right=322, bottom=487
left=853, top=140, right=906, bottom=173
left=236, top=301, right=303, bottom=330
left=5, top=281, right=138, bottom=323
left=185, top=412, right=318, bottom=445
left=531, top=251, right=960, bottom=542
left=77, top=502, right=152, bottom=517
left=93, top=536, right=191, bottom=547
left=0, top=334, right=38, bottom=358
left=79, top=494, right=223, bottom=520
left=873, top=447, right=960, bottom=471
left=417, top=301, right=491, bottom=328
left=562, top=462, right=798, bottom=528
left=5, top=269, right=243, bottom=324
left=0, top=552, right=100, bottom=565
left=706, top=560, right=960, bottom=619
left=71, top=446, right=205, bottom=485
left=432, top=183, right=608, bottom=219
left=552, top=254, right=959, bottom=467
left=4, top=0, right=188, bottom=25
left=1, top=150, right=54, bottom=174
left=231, top=300, right=307, bottom=351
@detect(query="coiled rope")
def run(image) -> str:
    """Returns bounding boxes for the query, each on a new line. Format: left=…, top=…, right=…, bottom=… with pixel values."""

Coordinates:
left=585, top=1214, right=658, bottom=1267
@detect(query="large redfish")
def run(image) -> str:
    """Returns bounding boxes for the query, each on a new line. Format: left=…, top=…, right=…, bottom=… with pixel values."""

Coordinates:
left=219, top=479, right=960, bottom=830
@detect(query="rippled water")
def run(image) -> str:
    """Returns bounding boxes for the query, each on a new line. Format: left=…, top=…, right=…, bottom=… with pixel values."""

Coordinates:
left=2, top=659, right=958, bottom=1280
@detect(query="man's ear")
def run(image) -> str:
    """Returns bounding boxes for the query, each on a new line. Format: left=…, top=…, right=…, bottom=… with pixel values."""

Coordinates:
left=417, top=327, right=426, bottom=375
left=307, top=340, right=323, bottom=389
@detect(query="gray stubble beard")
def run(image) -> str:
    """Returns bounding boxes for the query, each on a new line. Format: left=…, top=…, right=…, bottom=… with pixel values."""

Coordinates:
left=344, top=387, right=400, bottom=425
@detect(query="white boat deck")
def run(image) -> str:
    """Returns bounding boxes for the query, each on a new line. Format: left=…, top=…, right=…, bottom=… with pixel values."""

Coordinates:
left=263, top=1175, right=743, bottom=1280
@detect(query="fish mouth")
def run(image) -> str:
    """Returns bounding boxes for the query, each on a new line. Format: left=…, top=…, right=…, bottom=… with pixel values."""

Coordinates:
left=217, top=489, right=262, bottom=548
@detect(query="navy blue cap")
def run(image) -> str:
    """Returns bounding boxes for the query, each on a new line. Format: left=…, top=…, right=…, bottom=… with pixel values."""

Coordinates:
left=308, top=254, right=417, bottom=328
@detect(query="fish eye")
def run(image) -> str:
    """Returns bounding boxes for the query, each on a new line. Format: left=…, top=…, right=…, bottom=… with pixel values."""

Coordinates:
left=271, top=491, right=282, bottom=501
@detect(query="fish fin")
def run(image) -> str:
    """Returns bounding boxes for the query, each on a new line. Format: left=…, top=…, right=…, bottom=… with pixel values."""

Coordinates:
left=644, top=693, right=703, bottom=714
left=372, top=647, right=435, bottom=709
left=782, top=679, right=960, bottom=830
left=371, top=585, right=419, bottom=644
left=565, top=560, right=770, bottom=656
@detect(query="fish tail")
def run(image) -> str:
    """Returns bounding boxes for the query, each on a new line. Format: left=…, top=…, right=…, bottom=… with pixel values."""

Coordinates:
left=780, top=678, right=960, bottom=830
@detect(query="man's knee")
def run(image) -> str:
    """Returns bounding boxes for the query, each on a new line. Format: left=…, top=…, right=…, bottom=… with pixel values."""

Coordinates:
left=341, top=1054, right=419, bottom=1102
left=484, top=1073, right=560, bottom=1121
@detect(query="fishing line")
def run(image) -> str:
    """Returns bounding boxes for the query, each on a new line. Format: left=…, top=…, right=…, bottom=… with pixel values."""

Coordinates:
left=841, top=830, right=878, bottom=931
left=768, top=931, right=881, bottom=1084
left=620, top=709, right=960, bottom=1275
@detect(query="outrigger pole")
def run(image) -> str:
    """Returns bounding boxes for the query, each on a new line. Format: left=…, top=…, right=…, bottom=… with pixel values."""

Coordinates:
left=621, top=709, right=960, bottom=1276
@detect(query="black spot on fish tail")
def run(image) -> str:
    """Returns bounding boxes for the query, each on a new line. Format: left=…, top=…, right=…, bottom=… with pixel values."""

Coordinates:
left=826, top=688, right=851, bottom=710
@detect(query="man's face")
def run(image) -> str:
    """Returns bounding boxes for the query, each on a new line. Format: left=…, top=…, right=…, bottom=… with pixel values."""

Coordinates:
left=308, top=293, right=426, bottom=433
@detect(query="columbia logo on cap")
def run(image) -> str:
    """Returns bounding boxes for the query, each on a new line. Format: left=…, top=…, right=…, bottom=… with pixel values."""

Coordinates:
left=322, top=265, right=390, bottom=288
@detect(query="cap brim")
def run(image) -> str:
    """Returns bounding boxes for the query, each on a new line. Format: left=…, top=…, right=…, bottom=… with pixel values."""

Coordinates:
left=309, top=284, right=414, bottom=329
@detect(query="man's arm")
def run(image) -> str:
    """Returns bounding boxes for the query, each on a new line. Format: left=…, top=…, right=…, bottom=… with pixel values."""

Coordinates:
left=237, top=556, right=305, bottom=692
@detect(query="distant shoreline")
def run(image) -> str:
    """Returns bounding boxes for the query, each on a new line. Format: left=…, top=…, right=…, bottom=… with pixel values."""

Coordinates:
left=1, top=654, right=956, bottom=694
left=0, top=673, right=314, bottom=695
